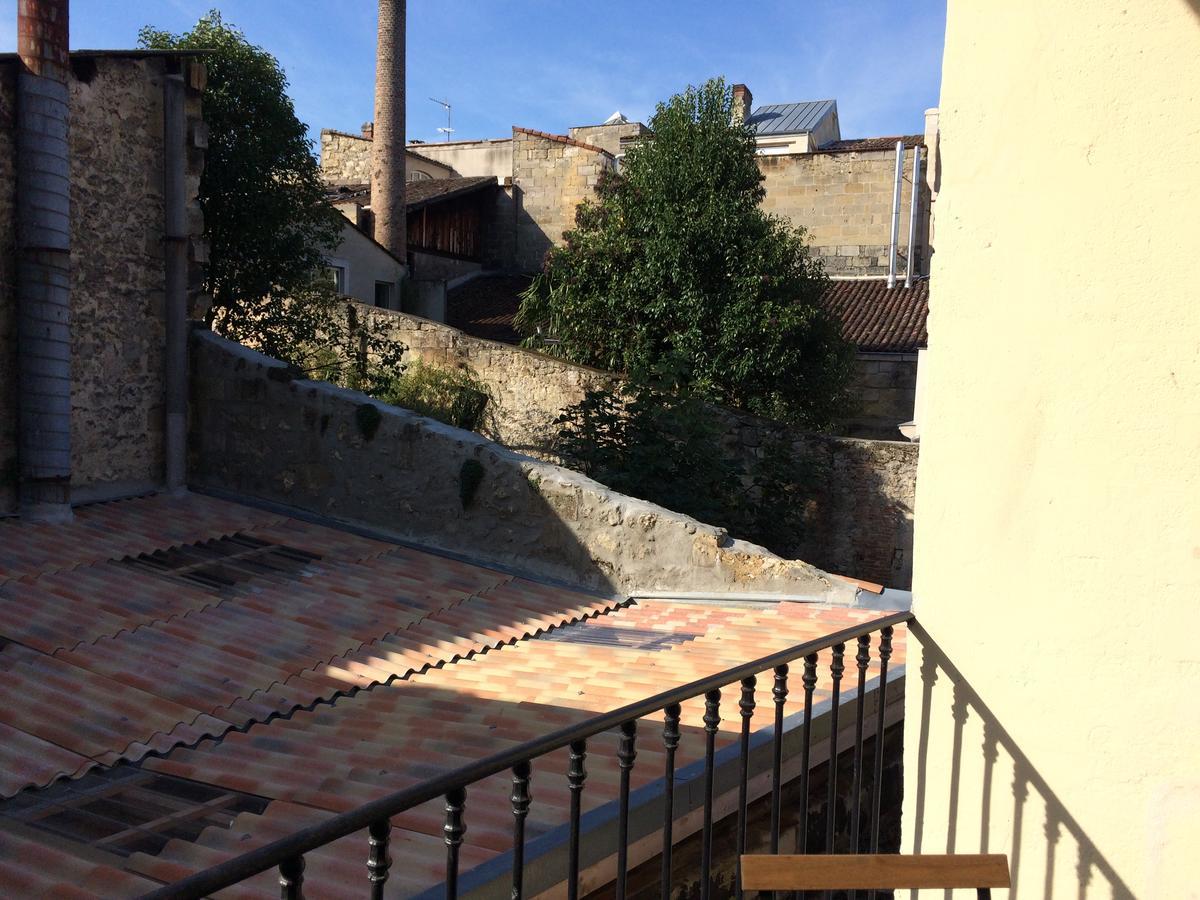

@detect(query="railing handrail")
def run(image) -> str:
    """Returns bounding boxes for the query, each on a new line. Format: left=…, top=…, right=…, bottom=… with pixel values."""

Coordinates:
left=139, top=609, right=912, bottom=899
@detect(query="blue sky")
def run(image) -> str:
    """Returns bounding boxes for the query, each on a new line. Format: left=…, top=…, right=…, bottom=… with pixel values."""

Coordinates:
left=1, top=1, right=946, bottom=147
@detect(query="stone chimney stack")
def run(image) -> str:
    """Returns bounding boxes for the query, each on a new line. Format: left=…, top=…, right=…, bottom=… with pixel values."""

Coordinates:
left=361, top=121, right=374, bottom=140
left=371, top=0, right=405, bottom=260
left=731, top=83, right=753, bottom=124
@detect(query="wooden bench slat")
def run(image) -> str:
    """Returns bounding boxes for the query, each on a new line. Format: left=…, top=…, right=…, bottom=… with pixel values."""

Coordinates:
left=740, top=854, right=1011, bottom=890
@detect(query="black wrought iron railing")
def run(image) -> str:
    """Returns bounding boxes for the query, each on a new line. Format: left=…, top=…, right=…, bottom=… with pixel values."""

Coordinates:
left=138, top=610, right=911, bottom=900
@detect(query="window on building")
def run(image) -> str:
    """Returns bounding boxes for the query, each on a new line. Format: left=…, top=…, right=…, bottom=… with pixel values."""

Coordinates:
left=327, top=264, right=348, bottom=294
left=374, top=281, right=394, bottom=308
left=407, top=170, right=433, bottom=182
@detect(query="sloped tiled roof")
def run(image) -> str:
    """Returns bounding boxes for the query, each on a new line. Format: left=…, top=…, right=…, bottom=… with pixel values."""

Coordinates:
left=821, top=278, right=930, bottom=353
left=0, top=493, right=615, bottom=798
left=821, top=134, right=925, bottom=152
left=327, top=175, right=498, bottom=211
left=0, top=492, right=904, bottom=897
left=447, top=274, right=533, bottom=344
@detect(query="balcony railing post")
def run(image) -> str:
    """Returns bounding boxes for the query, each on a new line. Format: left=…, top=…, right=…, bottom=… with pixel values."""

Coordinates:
left=510, top=761, right=532, bottom=900
left=444, top=787, right=467, bottom=900
left=616, top=720, right=638, bottom=900
left=661, top=703, right=682, bottom=900
left=736, top=675, right=756, bottom=900
left=826, top=643, right=845, bottom=855
left=700, top=689, right=721, bottom=900
left=367, top=818, right=391, bottom=900
left=799, top=653, right=819, bottom=853
left=278, top=855, right=304, bottom=900
left=769, top=664, right=789, bottom=855
left=850, top=634, right=871, bottom=853
left=567, top=739, right=588, bottom=900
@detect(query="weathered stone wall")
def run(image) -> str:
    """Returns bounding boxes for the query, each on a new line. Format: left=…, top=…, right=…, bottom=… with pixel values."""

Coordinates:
left=568, top=121, right=650, bottom=157
left=513, top=128, right=612, bottom=273
left=759, top=147, right=932, bottom=277
left=320, top=129, right=452, bottom=185
left=0, top=67, right=16, bottom=512
left=0, top=55, right=206, bottom=513
left=190, top=329, right=857, bottom=600
left=342, top=304, right=919, bottom=588
left=843, top=352, right=918, bottom=441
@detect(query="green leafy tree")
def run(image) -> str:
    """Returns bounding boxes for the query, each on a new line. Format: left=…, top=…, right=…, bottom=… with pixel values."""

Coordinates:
left=516, top=78, right=853, bottom=430
left=140, top=12, right=403, bottom=390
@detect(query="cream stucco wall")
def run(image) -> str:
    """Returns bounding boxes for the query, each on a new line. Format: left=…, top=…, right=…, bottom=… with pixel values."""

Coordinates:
left=904, top=3, right=1200, bottom=899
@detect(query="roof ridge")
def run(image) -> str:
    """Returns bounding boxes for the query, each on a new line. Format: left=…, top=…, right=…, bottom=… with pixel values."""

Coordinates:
left=512, top=126, right=614, bottom=158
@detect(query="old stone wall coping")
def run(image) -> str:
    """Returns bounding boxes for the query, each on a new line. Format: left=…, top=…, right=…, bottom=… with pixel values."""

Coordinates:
left=192, top=330, right=858, bottom=601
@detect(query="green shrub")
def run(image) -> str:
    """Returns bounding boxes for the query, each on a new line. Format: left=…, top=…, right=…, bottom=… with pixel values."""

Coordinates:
left=379, top=361, right=493, bottom=433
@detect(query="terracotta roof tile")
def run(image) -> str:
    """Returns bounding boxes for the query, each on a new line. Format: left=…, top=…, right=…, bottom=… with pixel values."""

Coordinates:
left=821, top=134, right=925, bottom=152
left=821, top=278, right=930, bottom=353
left=447, top=274, right=532, bottom=344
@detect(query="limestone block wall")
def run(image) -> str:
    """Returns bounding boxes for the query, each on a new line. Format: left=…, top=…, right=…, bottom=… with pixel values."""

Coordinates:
left=320, top=130, right=452, bottom=185
left=759, top=148, right=931, bottom=277
left=190, top=329, right=855, bottom=600
left=842, top=353, right=918, bottom=440
left=0, top=55, right=206, bottom=513
left=513, top=128, right=613, bottom=273
left=567, top=121, right=650, bottom=157
left=338, top=303, right=919, bottom=588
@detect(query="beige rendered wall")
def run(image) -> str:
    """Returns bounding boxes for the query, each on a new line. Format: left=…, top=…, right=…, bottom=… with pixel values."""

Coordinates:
left=326, top=222, right=405, bottom=309
left=403, top=139, right=513, bottom=179
left=904, top=3, right=1200, bottom=899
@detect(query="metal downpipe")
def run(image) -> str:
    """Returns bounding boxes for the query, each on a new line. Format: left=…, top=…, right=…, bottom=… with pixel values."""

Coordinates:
left=16, top=0, right=73, bottom=522
left=886, top=139, right=904, bottom=290
left=904, top=145, right=924, bottom=288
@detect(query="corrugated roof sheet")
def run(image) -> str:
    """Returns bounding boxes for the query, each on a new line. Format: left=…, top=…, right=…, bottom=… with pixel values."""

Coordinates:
left=747, top=99, right=836, bottom=136
left=821, top=278, right=930, bottom=353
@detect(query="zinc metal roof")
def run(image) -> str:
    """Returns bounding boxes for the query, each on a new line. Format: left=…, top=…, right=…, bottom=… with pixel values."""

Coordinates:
left=746, top=99, right=837, bottom=136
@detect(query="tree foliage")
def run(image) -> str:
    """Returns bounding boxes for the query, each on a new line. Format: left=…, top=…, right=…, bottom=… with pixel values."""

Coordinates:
left=516, top=78, right=854, bottom=430
left=552, top=363, right=813, bottom=554
left=140, top=12, right=405, bottom=391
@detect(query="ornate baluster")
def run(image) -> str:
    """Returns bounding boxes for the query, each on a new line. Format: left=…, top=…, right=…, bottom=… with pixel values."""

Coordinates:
left=444, top=787, right=467, bottom=900
left=870, top=626, right=895, bottom=854
left=278, top=855, right=304, bottom=900
left=367, top=818, right=391, bottom=900
left=799, top=653, right=818, bottom=853
left=736, top=676, right=756, bottom=900
left=826, top=643, right=845, bottom=856
left=661, top=703, right=682, bottom=900
left=616, top=721, right=638, bottom=900
left=850, top=634, right=871, bottom=853
left=769, top=664, right=789, bottom=855
left=700, top=689, right=721, bottom=900
left=567, top=739, right=588, bottom=900
left=511, top=761, right=532, bottom=900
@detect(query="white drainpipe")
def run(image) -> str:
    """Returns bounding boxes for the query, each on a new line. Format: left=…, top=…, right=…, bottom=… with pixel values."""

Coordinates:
left=886, top=140, right=905, bottom=289
left=904, top=145, right=923, bottom=288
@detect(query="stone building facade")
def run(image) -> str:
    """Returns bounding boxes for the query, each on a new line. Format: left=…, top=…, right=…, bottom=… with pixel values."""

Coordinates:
left=320, top=127, right=453, bottom=185
left=511, top=127, right=614, bottom=273
left=0, top=52, right=207, bottom=514
left=758, top=136, right=931, bottom=277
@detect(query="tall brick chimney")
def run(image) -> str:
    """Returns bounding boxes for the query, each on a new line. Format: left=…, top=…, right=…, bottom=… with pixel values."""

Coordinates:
left=732, top=83, right=753, bottom=124
left=371, top=0, right=405, bottom=260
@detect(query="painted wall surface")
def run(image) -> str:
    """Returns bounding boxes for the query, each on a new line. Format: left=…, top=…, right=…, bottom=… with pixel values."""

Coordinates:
left=326, top=222, right=405, bottom=310
left=401, top=139, right=513, bottom=179
left=904, top=3, right=1200, bottom=898
left=0, top=56, right=206, bottom=512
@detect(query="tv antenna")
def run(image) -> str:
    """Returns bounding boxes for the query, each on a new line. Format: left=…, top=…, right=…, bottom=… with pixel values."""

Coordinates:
left=430, top=97, right=454, bottom=141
